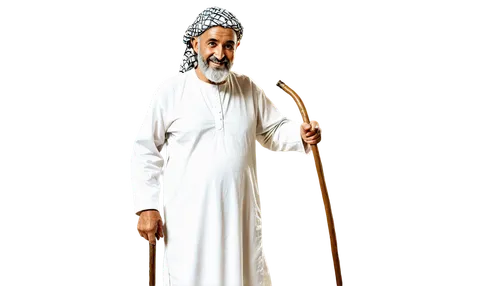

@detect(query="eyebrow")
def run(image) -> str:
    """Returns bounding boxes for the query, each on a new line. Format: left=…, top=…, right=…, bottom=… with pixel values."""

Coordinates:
left=206, top=38, right=236, bottom=45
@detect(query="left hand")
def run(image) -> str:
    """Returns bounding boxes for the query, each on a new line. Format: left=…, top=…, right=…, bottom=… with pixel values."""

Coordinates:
left=301, top=121, right=321, bottom=145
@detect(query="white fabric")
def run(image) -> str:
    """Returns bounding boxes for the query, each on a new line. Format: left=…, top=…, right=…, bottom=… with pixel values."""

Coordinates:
left=131, top=69, right=311, bottom=286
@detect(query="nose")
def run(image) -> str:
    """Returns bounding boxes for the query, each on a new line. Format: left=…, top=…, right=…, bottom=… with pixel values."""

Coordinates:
left=214, top=45, right=224, bottom=60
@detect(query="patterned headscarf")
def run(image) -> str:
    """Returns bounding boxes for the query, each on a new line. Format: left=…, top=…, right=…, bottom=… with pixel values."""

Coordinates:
left=179, top=7, right=244, bottom=73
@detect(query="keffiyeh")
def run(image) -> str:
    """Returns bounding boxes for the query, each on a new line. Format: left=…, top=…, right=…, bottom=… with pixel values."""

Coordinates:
left=179, top=7, right=244, bottom=73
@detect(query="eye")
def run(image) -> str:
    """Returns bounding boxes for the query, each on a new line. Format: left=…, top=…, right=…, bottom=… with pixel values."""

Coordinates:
left=224, top=44, right=234, bottom=50
left=208, top=42, right=217, bottom=47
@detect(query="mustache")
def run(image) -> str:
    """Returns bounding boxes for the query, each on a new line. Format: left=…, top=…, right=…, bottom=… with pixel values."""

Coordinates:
left=208, top=55, right=229, bottom=65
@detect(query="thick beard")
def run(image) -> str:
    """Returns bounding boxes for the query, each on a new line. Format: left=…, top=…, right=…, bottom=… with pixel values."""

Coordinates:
left=197, top=51, right=232, bottom=84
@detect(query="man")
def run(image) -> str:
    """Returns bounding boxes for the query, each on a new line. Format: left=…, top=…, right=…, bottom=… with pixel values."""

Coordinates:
left=131, top=7, right=322, bottom=286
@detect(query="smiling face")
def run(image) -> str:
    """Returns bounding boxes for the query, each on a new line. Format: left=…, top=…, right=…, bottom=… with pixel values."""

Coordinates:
left=191, top=26, right=240, bottom=84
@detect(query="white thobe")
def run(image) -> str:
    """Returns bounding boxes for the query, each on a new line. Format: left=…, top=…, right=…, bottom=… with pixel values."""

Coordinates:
left=131, top=69, right=311, bottom=286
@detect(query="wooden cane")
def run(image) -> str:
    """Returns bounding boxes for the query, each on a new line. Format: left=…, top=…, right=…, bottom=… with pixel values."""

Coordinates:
left=149, top=243, right=156, bottom=286
left=277, top=80, right=343, bottom=286
left=146, top=217, right=161, bottom=286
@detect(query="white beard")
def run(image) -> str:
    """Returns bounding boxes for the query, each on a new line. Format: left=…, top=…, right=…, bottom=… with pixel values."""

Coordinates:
left=197, top=50, right=232, bottom=83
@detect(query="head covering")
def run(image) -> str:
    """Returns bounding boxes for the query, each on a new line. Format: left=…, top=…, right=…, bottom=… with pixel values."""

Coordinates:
left=179, top=7, right=244, bottom=73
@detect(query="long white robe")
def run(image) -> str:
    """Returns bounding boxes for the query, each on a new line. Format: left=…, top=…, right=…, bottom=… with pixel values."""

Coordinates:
left=131, top=69, right=311, bottom=286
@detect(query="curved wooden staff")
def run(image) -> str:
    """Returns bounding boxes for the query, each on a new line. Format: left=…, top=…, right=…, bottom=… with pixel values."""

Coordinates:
left=277, top=80, right=342, bottom=286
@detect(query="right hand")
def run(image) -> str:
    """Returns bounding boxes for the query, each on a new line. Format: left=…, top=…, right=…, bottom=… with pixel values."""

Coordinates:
left=137, top=210, right=164, bottom=245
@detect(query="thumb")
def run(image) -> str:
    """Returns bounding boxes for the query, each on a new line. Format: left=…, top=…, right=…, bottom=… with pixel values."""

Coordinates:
left=311, top=121, right=320, bottom=130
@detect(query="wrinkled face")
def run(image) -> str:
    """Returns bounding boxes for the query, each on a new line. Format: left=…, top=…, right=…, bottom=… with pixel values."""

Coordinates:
left=191, top=26, right=239, bottom=83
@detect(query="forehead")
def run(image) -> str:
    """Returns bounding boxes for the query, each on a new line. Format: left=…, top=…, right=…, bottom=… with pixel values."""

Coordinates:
left=200, top=26, right=237, bottom=42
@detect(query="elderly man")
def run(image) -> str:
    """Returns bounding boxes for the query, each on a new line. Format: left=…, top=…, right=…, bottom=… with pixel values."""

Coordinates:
left=131, top=7, right=321, bottom=286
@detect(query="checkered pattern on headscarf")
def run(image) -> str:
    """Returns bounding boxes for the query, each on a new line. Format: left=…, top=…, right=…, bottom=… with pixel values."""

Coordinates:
left=179, top=7, right=243, bottom=73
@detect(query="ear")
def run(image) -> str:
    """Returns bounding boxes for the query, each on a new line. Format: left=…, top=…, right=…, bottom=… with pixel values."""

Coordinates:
left=190, top=37, right=199, bottom=54
left=236, top=40, right=245, bottom=51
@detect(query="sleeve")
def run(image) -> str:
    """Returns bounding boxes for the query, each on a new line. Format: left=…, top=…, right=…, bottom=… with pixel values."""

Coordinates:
left=255, top=85, right=311, bottom=154
left=131, top=86, right=170, bottom=215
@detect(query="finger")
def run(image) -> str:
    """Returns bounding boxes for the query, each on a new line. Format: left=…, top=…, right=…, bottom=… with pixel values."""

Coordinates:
left=161, top=221, right=167, bottom=243
left=306, top=131, right=321, bottom=140
left=301, top=123, right=311, bottom=131
left=148, top=227, right=158, bottom=245
left=305, top=139, right=320, bottom=145
left=306, top=136, right=321, bottom=144
left=147, top=232, right=156, bottom=245
left=158, top=221, right=164, bottom=238
left=312, top=135, right=321, bottom=143
left=316, top=134, right=323, bottom=144
left=306, top=130, right=319, bottom=137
